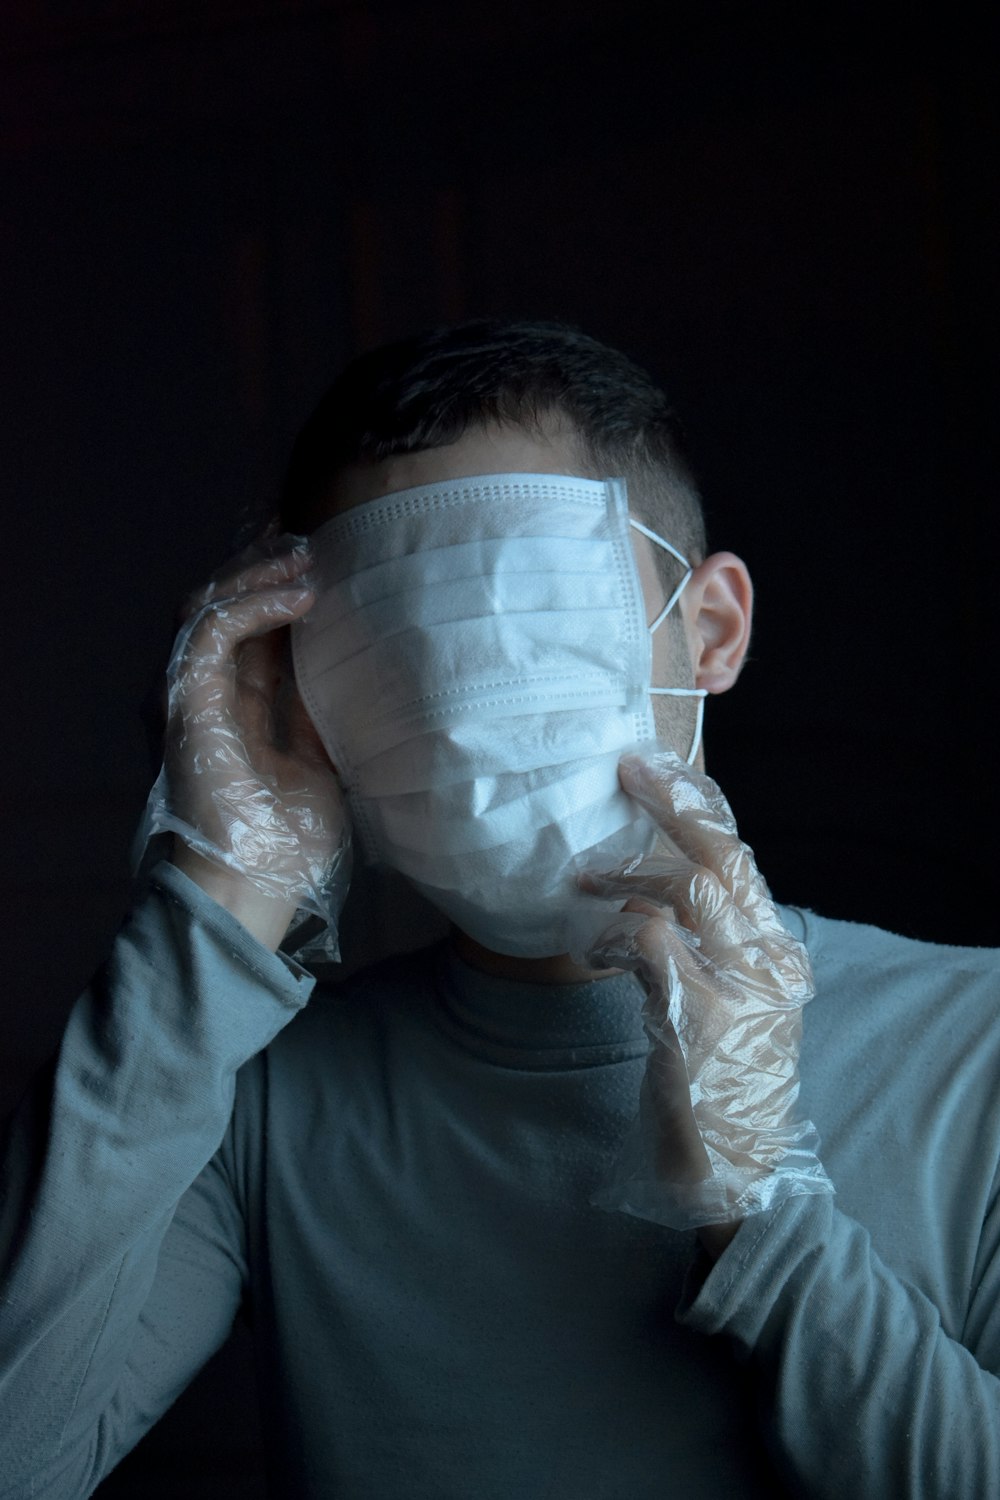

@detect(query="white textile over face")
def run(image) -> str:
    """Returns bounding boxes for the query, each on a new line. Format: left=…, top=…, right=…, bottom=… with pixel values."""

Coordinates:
left=293, top=472, right=700, bottom=958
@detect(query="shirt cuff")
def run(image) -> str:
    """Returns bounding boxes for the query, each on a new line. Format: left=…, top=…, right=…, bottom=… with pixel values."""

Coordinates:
left=677, top=1192, right=836, bottom=1338
left=148, top=859, right=316, bottom=1008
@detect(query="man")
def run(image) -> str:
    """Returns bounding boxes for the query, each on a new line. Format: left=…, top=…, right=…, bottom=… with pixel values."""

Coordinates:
left=2, top=319, right=999, bottom=1497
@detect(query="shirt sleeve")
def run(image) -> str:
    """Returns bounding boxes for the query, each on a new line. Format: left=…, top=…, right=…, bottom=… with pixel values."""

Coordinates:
left=0, top=862, right=314, bottom=1499
left=676, top=1190, right=1000, bottom=1496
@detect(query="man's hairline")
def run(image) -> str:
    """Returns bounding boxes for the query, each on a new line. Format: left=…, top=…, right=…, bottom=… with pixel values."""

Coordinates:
left=308, top=412, right=702, bottom=557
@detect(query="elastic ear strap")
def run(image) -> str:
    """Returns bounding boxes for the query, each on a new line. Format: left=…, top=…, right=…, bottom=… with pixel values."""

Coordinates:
left=629, top=518, right=705, bottom=762
left=628, top=516, right=691, bottom=570
left=647, top=570, right=692, bottom=634
left=628, top=518, right=695, bottom=637
left=648, top=687, right=707, bottom=764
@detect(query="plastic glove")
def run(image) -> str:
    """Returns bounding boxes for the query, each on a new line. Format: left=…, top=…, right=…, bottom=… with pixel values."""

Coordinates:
left=579, top=749, right=833, bottom=1230
left=133, top=533, right=351, bottom=959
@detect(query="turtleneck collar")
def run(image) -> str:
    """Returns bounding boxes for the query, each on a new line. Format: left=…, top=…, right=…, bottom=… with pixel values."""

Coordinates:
left=430, top=941, right=650, bottom=1070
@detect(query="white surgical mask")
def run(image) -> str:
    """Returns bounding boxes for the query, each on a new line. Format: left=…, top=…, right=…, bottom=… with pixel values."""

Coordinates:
left=292, top=473, right=705, bottom=958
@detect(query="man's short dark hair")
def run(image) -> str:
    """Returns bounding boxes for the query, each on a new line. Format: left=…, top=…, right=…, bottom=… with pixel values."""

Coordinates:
left=278, top=318, right=708, bottom=568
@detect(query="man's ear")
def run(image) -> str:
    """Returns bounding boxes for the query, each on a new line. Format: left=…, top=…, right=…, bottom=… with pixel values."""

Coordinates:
left=681, top=552, right=753, bottom=694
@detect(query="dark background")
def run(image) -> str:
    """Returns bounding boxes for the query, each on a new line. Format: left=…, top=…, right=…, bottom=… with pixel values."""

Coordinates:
left=1, top=1, right=997, bottom=1493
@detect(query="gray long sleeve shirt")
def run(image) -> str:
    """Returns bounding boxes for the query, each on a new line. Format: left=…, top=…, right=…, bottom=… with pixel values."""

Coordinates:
left=2, top=861, right=1000, bottom=1497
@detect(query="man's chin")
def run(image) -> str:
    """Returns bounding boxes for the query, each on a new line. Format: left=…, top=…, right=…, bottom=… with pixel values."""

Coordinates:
left=448, top=925, right=624, bottom=985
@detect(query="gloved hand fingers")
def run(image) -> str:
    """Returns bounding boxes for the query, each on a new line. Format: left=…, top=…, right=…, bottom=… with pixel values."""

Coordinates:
left=584, top=761, right=832, bottom=1228
left=584, top=905, right=740, bottom=1082
left=580, top=857, right=749, bottom=943
left=170, top=585, right=315, bottom=726
left=618, top=750, right=744, bottom=883
left=585, top=904, right=716, bottom=1187
left=587, top=903, right=802, bottom=1134
left=283, top=682, right=339, bottom=772
left=146, top=539, right=349, bottom=921
left=618, top=750, right=791, bottom=945
left=643, top=1020, right=714, bottom=1186
left=585, top=756, right=813, bottom=1003
left=585, top=906, right=697, bottom=994
left=578, top=855, right=805, bottom=998
left=182, top=580, right=315, bottom=672
left=179, top=535, right=312, bottom=624
left=231, top=629, right=285, bottom=753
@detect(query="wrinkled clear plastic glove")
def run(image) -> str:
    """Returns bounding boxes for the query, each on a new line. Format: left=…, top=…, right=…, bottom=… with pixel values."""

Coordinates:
left=133, top=533, right=351, bottom=961
left=578, top=749, right=833, bottom=1231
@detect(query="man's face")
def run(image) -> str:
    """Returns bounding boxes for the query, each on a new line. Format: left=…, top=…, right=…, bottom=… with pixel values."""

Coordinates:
left=320, top=417, right=701, bottom=755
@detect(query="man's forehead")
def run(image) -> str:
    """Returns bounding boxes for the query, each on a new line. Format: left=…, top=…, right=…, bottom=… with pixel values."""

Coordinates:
left=311, top=428, right=670, bottom=617
left=320, top=418, right=592, bottom=520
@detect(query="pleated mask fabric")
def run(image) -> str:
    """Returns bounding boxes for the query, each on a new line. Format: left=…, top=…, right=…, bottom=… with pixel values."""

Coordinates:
left=292, top=472, right=690, bottom=958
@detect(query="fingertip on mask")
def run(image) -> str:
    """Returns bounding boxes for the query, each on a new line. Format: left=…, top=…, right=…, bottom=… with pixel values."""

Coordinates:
left=622, top=747, right=690, bottom=788
left=619, top=754, right=665, bottom=795
left=618, top=753, right=648, bottom=783
left=577, top=929, right=621, bottom=972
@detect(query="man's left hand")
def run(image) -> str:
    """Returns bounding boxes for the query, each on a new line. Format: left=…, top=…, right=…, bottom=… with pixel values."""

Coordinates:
left=579, top=750, right=831, bottom=1241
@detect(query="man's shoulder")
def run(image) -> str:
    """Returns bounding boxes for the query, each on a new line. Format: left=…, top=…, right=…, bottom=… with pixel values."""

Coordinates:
left=783, top=902, right=1000, bottom=1061
left=782, top=903, right=998, bottom=977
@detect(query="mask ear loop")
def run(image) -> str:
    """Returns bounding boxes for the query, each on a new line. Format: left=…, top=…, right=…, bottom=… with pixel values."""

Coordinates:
left=649, top=686, right=707, bottom=764
left=629, top=518, right=708, bottom=765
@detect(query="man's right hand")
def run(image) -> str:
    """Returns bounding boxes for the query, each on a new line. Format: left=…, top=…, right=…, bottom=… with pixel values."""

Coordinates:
left=158, top=536, right=349, bottom=952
